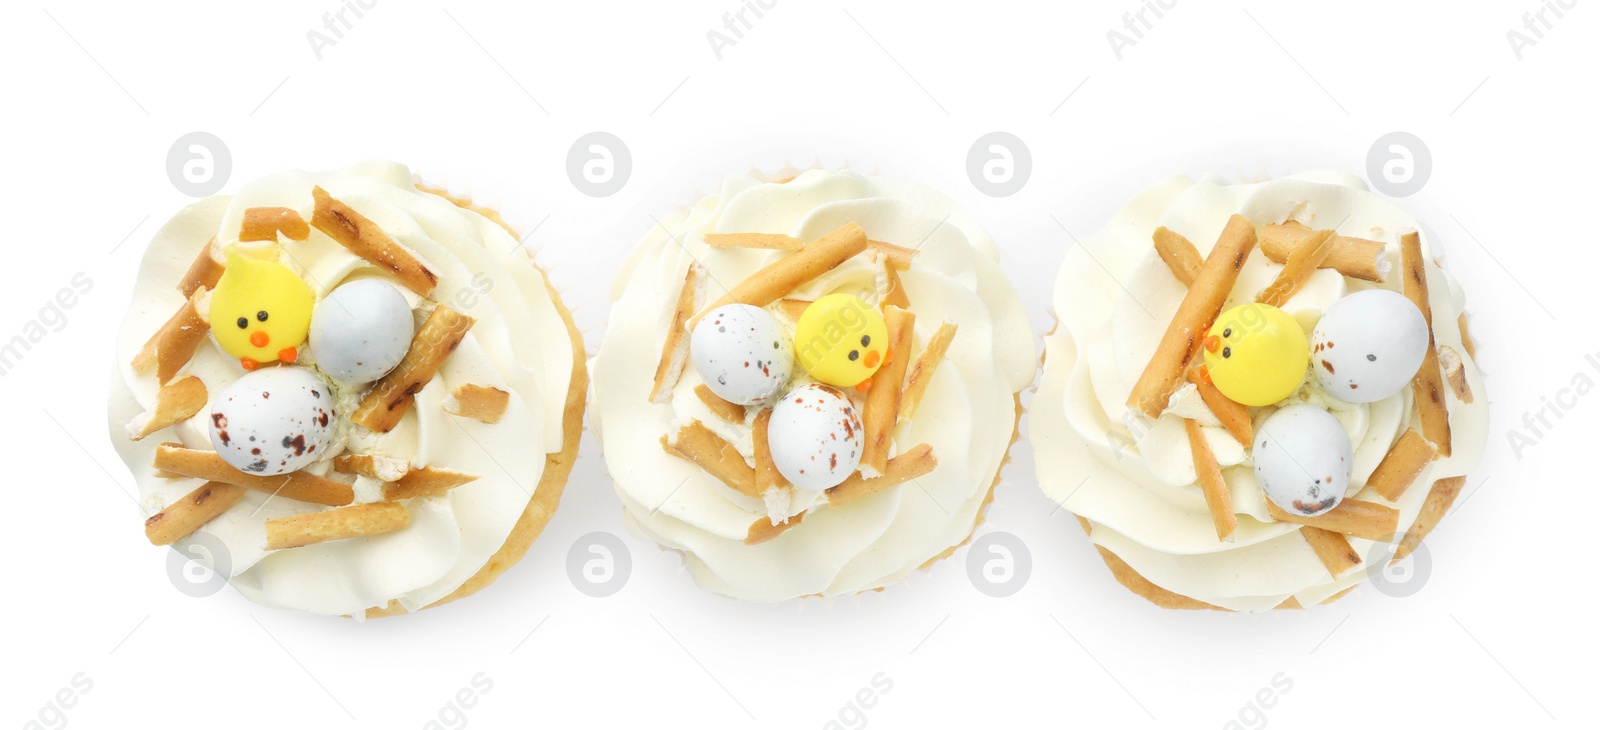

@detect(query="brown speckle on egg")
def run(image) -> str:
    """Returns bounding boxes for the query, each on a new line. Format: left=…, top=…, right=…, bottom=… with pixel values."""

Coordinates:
left=1293, top=496, right=1338, bottom=515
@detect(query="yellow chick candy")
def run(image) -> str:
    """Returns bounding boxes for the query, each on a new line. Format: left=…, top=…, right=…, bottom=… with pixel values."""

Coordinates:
left=209, top=251, right=314, bottom=370
left=1201, top=303, right=1309, bottom=407
left=794, top=293, right=889, bottom=389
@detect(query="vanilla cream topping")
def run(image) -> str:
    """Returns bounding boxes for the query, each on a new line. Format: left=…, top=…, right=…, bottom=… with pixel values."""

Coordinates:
left=593, top=170, right=1034, bottom=601
left=108, top=162, right=573, bottom=616
left=1034, top=172, right=1488, bottom=611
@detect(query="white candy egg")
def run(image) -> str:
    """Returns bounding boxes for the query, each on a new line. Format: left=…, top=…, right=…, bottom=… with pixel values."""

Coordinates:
left=1311, top=289, right=1429, bottom=403
left=309, top=279, right=414, bottom=384
left=767, top=383, right=863, bottom=490
left=209, top=367, right=336, bottom=476
left=691, top=304, right=793, bottom=406
left=1253, top=405, right=1352, bottom=517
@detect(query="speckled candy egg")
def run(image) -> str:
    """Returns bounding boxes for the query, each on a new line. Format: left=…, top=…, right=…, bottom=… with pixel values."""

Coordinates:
left=691, top=304, right=793, bottom=406
left=209, top=367, right=335, bottom=475
left=1311, top=289, right=1429, bottom=403
left=308, top=279, right=415, bottom=384
left=767, top=383, right=863, bottom=490
left=1252, top=404, right=1352, bottom=517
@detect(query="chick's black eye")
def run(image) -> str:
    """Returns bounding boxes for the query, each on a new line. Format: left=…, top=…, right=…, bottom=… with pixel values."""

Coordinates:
left=1222, top=347, right=1232, bottom=359
left=236, top=317, right=248, bottom=329
left=848, top=350, right=860, bottom=361
left=1223, top=328, right=1233, bottom=338
left=257, top=311, right=269, bottom=322
left=860, top=335, right=871, bottom=347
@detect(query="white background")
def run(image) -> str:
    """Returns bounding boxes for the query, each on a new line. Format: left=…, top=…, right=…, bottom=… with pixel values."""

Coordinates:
left=2, top=1, right=1595, bottom=728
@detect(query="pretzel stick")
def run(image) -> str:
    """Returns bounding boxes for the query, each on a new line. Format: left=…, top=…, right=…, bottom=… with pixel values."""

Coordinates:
left=178, top=238, right=223, bottom=297
left=131, top=286, right=210, bottom=384
left=330, top=454, right=408, bottom=481
left=1160, top=259, right=1252, bottom=446
left=1438, top=345, right=1473, bottom=404
left=265, top=502, right=410, bottom=550
left=1396, top=476, right=1464, bottom=560
left=777, top=298, right=811, bottom=321
left=649, top=265, right=702, bottom=403
left=153, top=443, right=354, bottom=506
left=752, top=408, right=786, bottom=493
left=1300, top=526, right=1361, bottom=578
left=310, top=186, right=438, bottom=296
left=861, top=306, right=916, bottom=475
left=1127, top=215, right=1258, bottom=418
left=826, top=443, right=936, bottom=507
left=661, top=421, right=758, bottom=498
left=443, top=383, right=510, bottom=424
left=1266, top=499, right=1399, bottom=542
left=703, top=232, right=802, bottom=250
left=867, top=240, right=916, bottom=270
left=144, top=481, right=249, bottom=546
left=1260, top=221, right=1388, bottom=282
left=239, top=207, right=310, bottom=242
left=352, top=306, right=475, bottom=433
left=383, top=470, right=478, bottom=501
left=1184, top=419, right=1237, bottom=541
left=880, top=255, right=910, bottom=310
left=1367, top=430, right=1438, bottom=502
left=900, top=321, right=957, bottom=420
left=1401, top=230, right=1451, bottom=457
left=127, top=376, right=207, bottom=440
left=1184, top=365, right=1252, bottom=446
left=692, top=223, right=868, bottom=327
left=331, top=455, right=478, bottom=500
left=1153, top=227, right=1203, bottom=287
left=694, top=384, right=747, bottom=423
left=1256, top=229, right=1336, bottom=308
left=746, top=510, right=804, bottom=545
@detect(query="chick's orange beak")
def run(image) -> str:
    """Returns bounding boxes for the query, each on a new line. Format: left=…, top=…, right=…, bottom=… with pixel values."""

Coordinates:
left=863, top=350, right=881, bottom=369
left=250, top=330, right=270, bottom=348
left=1203, top=335, right=1220, bottom=353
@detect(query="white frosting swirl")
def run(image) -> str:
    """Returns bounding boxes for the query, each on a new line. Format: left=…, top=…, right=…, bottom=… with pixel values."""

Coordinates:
left=594, top=170, right=1034, bottom=601
left=108, top=162, right=574, bottom=616
left=1034, top=172, right=1488, bottom=611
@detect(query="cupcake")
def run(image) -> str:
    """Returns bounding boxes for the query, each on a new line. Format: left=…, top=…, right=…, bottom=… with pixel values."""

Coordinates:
left=593, top=169, right=1034, bottom=600
left=1033, top=171, right=1486, bottom=611
left=109, top=162, right=586, bottom=617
